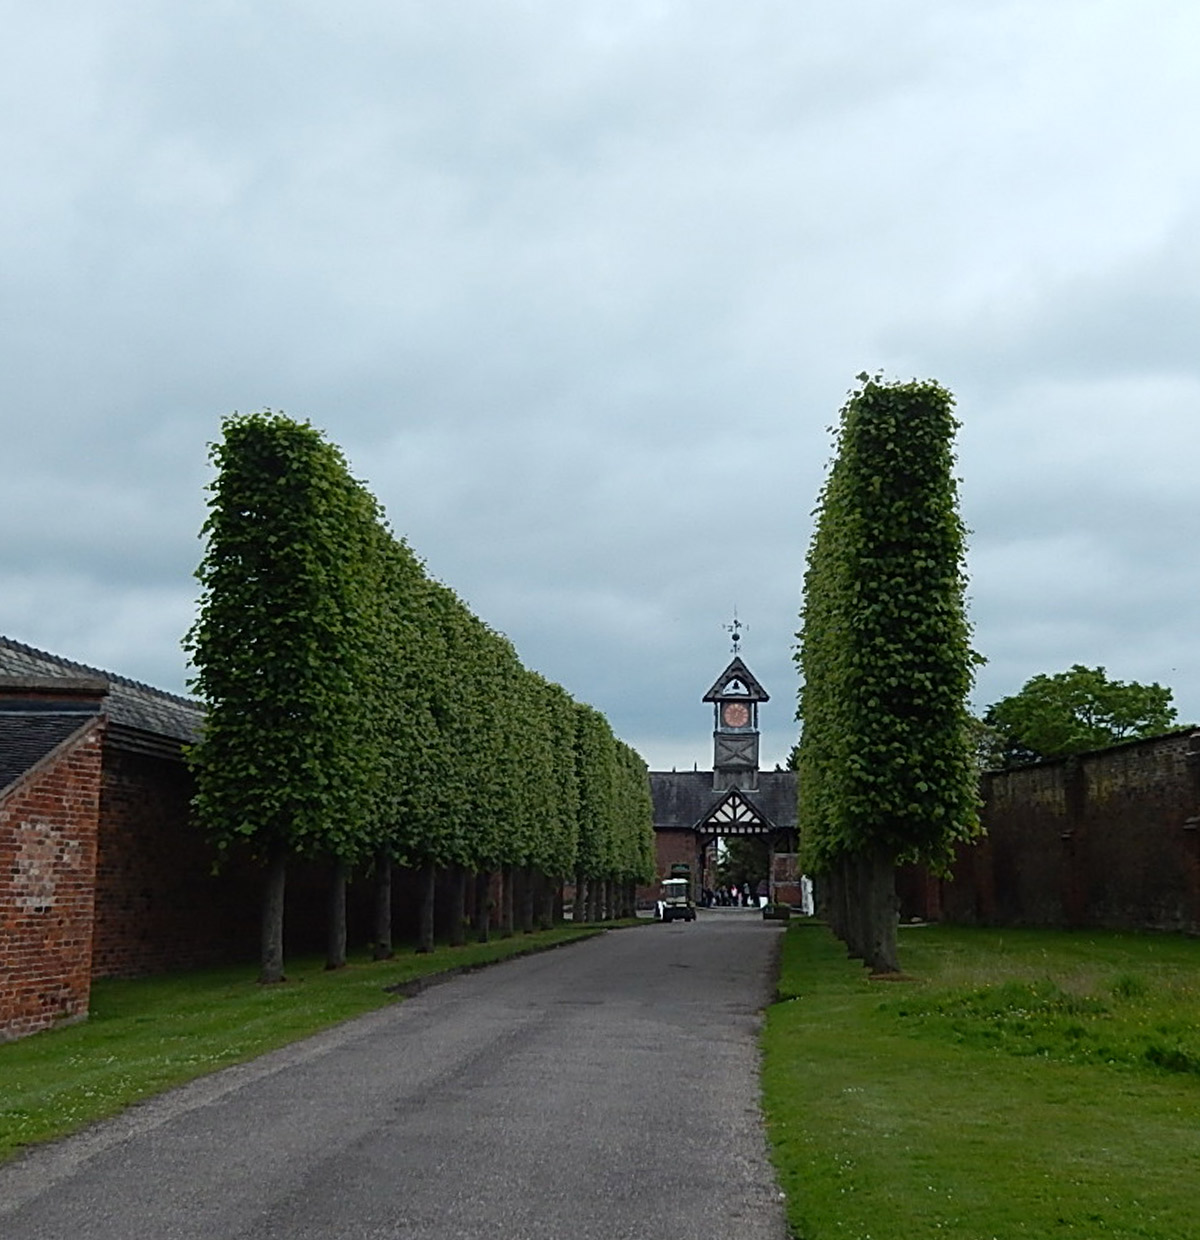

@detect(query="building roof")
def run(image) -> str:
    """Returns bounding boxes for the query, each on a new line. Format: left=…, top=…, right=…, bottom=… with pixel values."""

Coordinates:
left=0, top=713, right=96, bottom=794
left=701, top=656, right=770, bottom=703
left=0, top=636, right=203, bottom=745
left=649, top=769, right=797, bottom=833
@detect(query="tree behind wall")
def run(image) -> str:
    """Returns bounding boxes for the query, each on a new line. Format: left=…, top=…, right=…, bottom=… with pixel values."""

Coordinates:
left=985, top=664, right=1179, bottom=766
left=795, top=374, right=979, bottom=973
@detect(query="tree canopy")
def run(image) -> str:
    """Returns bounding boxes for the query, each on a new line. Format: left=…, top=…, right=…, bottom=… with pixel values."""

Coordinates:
left=985, top=664, right=1179, bottom=766
left=795, top=375, right=979, bottom=872
left=187, top=410, right=655, bottom=978
left=185, top=412, right=381, bottom=869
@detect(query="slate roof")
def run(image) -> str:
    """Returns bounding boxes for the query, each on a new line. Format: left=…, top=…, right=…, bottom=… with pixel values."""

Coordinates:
left=0, top=636, right=203, bottom=745
left=0, top=713, right=96, bottom=794
left=649, top=769, right=797, bottom=833
left=701, top=656, right=770, bottom=702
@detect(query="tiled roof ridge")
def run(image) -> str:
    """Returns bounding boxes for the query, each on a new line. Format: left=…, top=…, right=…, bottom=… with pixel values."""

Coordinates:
left=0, top=634, right=201, bottom=712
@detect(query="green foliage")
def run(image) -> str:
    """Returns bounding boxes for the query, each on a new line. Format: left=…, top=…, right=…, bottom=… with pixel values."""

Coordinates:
left=574, top=703, right=617, bottom=879
left=535, top=678, right=582, bottom=879
left=794, top=374, right=979, bottom=872
left=186, top=409, right=650, bottom=929
left=571, top=707, right=655, bottom=885
left=185, top=412, right=381, bottom=863
left=717, top=836, right=770, bottom=890
left=364, top=535, right=442, bottom=865
left=965, top=712, right=1006, bottom=772
left=614, top=741, right=656, bottom=884
left=985, top=663, right=1179, bottom=765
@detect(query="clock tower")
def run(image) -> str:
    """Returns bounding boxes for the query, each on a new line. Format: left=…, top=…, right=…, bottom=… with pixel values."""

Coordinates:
left=702, top=655, right=769, bottom=791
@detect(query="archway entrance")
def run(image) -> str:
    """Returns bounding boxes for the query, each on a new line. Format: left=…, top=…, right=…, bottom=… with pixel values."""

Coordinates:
left=695, top=787, right=795, bottom=907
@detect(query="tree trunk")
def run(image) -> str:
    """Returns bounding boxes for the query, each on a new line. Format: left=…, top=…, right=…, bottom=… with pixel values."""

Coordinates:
left=822, top=866, right=840, bottom=939
left=519, top=866, right=536, bottom=933
left=589, top=877, right=603, bottom=923
left=416, top=861, right=436, bottom=954
left=448, top=865, right=467, bottom=947
left=573, top=872, right=588, bottom=923
left=500, top=865, right=515, bottom=936
left=538, top=874, right=556, bottom=929
left=853, top=853, right=873, bottom=961
left=473, top=870, right=492, bottom=943
left=864, top=845, right=900, bottom=975
left=259, top=848, right=287, bottom=984
left=326, top=857, right=348, bottom=970
left=836, top=856, right=864, bottom=959
left=840, top=860, right=857, bottom=952
left=373, top=852, right=393, bottom=960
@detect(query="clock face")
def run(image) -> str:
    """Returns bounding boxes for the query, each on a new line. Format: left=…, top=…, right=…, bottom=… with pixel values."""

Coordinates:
left=721, top=701, right=750, bottom=729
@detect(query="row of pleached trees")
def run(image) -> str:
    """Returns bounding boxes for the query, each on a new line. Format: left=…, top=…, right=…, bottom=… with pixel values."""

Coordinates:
left=794, top=375, right=980, bottom=974
left=185, top=411, right=655, bottom=982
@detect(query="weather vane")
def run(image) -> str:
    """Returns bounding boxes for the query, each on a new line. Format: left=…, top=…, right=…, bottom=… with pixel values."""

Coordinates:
left=723, top=610, right=747, bottom=654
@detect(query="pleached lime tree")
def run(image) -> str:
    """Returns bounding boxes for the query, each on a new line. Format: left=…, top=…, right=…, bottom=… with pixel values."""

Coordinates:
left=364, top=530, right=440, bottom=959
left=573, top=703, right=616, bottom=921
left=186, top=412, right=381, bottom=983
left=795, top=375, right=979, bottom=974
left=614, top=741, right=655, bottom=916
left=188, top=410, right=652, bottom=971
left=527, top=675, right=581, bottom=928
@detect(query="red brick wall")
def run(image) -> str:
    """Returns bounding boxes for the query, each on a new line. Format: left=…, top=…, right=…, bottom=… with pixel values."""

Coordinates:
left=900, top=729, right=1200, bottom=932
left=637, top=830, right=705, bottom=906
left=89, top=746, right=443, bottom=974
left=0, top=720, right=103, bottom=1040
left=90, top=747, right=259, bottom=978
left=90, top=749, right=388, bottom=974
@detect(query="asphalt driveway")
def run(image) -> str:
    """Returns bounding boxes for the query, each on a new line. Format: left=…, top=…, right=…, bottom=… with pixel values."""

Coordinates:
left=0, top=912, right=788, bottom=1239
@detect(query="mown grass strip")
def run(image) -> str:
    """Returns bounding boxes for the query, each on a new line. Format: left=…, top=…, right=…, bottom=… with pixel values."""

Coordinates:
left=761, top=923, right=1200, bottom=1240
left=0, top=923, right=618, bottom=1163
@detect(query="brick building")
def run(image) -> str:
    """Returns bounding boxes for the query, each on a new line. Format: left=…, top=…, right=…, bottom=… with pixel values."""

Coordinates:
left=0, top=637, right=555, bottom=1041
left=0, top=636, right=265, bottom=1041
left=643, top=653, right=800, bottom=908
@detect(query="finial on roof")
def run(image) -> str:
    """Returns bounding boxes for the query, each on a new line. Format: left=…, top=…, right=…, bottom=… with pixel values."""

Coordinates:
left=723, top=609, right=747, bottom=654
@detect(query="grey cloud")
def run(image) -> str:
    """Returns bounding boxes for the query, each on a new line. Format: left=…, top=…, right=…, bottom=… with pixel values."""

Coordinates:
left=5, top=2, right=1200, bottom=766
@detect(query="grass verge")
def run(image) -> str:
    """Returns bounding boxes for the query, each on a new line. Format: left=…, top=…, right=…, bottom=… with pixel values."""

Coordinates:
left=0, top=923, right=619, bottom=1164
left=761, top=923, right=1200, bottom=1240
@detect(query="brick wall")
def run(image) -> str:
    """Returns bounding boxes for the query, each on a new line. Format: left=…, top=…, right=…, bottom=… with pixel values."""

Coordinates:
left=637, top=829, right=705, bottom=907
left=900, top=729, right=1200, bottom=932
left=0, top=719, right=103, bottom=1040
left=90, top=746, right=260, bottom=978
left=90, top=749, right=396, bottom=974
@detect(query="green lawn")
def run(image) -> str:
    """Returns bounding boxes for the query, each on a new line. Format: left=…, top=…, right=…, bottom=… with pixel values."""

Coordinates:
left=761, top=923, right=1200, bottom=1240
left=0, top=924, right=613, bottom=1163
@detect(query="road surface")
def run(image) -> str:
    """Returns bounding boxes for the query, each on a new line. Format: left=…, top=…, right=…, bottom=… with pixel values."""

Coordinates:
left=1, top=912, right=789, bottom=1239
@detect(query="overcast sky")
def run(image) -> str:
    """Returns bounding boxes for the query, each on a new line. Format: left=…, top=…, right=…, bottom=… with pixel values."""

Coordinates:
left=4, top=1, right=1199, bottom=771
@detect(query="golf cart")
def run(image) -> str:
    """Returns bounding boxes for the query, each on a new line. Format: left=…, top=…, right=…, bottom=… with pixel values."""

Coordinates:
left=656, top=876, right=696, bottom=923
